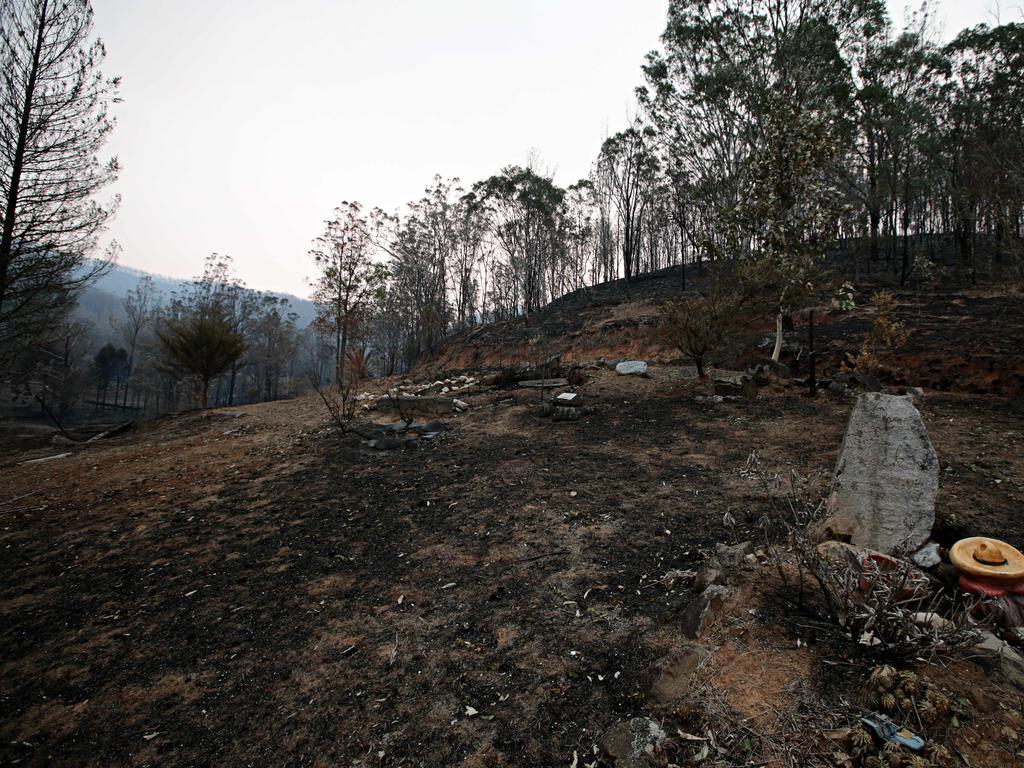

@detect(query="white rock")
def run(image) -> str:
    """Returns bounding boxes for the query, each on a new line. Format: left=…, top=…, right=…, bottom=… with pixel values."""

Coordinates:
left=453, top=399, right=469, bottom=411
left=912, top=542, right=941, bottom=568
left=615, top=360, right=648, bottom=376
left=911, top=612, right=952, bottom=630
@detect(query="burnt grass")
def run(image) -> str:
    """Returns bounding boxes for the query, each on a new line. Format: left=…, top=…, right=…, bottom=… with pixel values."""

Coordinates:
left=3, top=367, right=1023, bottom=767
left=0, top=380, right=846, bottom=767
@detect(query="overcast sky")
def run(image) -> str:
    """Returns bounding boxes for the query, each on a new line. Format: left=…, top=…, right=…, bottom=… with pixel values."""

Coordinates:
left=91, top=0, right=1010, bottom=298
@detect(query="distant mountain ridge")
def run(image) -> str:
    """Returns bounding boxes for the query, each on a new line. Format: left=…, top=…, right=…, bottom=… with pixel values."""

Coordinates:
left=79, top=261, right=317, bottom=328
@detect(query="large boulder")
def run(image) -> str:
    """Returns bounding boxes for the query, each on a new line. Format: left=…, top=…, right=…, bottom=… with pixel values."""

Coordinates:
left=814, top=393, right=938, bottom=555
left=615, top=361, right=648, bottom=376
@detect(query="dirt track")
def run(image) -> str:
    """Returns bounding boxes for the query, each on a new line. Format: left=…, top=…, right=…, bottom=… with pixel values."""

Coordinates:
left=3, top=364, right=1024, bottom=766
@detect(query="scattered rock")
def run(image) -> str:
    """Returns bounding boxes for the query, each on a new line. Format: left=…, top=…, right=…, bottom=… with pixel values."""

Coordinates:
left=904, top=386, right=925, bottom=403
left=828, top=381, right=852, bottom=397
left=552, top=406, right=580, bottom=422
left=681, top=585, right=729, bottom=640
left=600, top=717, right=667, bottom=767
left=972, top=630, right=1024, bottom=689
left=715, top=541, right=753, bottom=570
left=911, top=612, right=953, bottom=631
left=751, top=358, right=792, bottom=383
left=713, top=374, right=755, bottom=398
left=695, top=395, right=725, bottom=404
left=693, top=559, right=724, bottom=591
left=813, top=393, right=938, bottom=555
left=615, top=361, right=648, bottom=376
left=453, top=399, right=469, bottom=412
left=912, top=541, right=941, bottom=568
left=647, top=645, right=711, bottom=704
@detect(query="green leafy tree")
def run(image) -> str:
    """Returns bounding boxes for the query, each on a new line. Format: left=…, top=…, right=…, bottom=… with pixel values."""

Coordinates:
left=157, top=304, right=246, bottom=410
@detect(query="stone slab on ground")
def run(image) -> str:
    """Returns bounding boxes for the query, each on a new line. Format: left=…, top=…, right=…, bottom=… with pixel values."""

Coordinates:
left=517, top=378, right=570, bottom=389
left=814, top=393, right=938, bottom=554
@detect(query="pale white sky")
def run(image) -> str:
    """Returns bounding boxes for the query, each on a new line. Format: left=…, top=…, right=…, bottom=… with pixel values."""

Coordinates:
left=92, top=0, right=1010, bottom=298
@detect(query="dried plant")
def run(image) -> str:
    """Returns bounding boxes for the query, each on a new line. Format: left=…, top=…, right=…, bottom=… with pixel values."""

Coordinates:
left=847, top=290, right=910, bottom=375
left=311, top=378, right=371, bottom=439
left=744, top=451, right=986, bottom=661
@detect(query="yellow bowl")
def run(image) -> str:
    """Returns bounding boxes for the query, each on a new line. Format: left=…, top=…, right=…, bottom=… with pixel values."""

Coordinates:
left=949, top=536, right=1024, bottom=582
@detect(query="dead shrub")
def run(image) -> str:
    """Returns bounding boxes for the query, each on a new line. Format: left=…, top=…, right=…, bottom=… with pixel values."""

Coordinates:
left=744, top=451, right=985, bottom=661
left=311, top=378, right=371, bottom=438
left=658, top=292, right=745, bottom=378
left=848, top=290, right=909, bottom=375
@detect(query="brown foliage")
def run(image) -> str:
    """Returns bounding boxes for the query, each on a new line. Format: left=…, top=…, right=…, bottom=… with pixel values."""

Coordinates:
left=849, top=291, right=910, bottom=375
left=658, top=292, right=745, bottom=378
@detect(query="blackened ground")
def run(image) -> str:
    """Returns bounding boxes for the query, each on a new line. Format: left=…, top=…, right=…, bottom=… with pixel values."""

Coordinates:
left=2, top=362, right=1023, bottom=766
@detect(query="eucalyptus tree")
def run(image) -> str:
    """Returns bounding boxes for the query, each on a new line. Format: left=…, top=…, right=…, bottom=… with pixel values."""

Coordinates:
left=448, top=194, right=489, bottom=331
left=943, top=23, right=1024, bottom=279
left=0, top=0, right=120, bottom=366
left=374, top=177, right=464, bottom=356
left=112, top=276, right=161, bottom=405
left=245, top=297, right=299, bottom=401
left=562, top=180, right=597, bottom=294
left=594, top=121, right=659, bottom=282
left=310, top=202, right=387, bottom=388
left=468, top=166, right=565, bottom=317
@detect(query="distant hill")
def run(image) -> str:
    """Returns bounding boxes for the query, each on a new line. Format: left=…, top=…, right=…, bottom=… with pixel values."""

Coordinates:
left=77, top=261, right=317, bottom=328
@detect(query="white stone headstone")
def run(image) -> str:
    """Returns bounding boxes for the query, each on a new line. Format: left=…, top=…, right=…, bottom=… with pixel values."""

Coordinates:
left=816, top=393, right=938, bottom=554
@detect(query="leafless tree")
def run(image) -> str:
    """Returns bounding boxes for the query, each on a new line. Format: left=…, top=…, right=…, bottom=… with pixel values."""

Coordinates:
left=111, top=276, right=160, bottom=405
